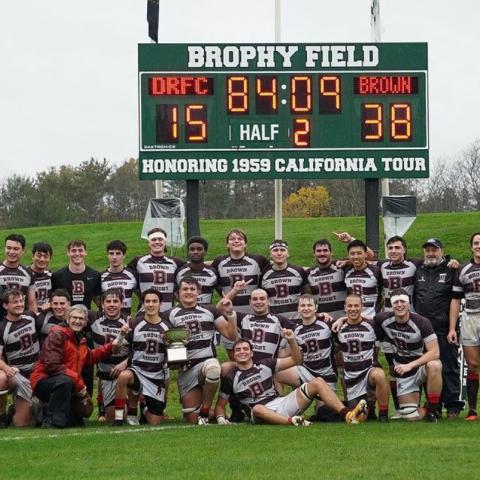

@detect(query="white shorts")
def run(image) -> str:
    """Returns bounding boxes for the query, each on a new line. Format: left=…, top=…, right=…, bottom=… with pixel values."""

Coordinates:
left=396, top=365, right=427, bottom=397
left=177, top=358, right=219, bottom=399
left=129, top=367, right=166, bottom=404
left=10, top=373, right=32, bottom=403
left=99, top=378, right=117, bottom=407
left=460, top=311, right=480, bottom=347
left=263, top=389, right=303, bottom=417
left=295, top=366, right=336, bottom=393
left=346, top=368, right=374, bottom=402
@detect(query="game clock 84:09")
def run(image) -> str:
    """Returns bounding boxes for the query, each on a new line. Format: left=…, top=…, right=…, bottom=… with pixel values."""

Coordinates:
left=138, top=43, right=429, bottom=180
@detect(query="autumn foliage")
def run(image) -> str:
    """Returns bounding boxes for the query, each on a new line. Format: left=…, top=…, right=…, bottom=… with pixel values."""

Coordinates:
left=283, top=186, right=330, bottom=217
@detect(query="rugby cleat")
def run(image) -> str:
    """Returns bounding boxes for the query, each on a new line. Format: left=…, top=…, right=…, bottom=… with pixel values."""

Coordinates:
left=345, top=399, right=368, bottom=424
left=113, top=419, right=125, bottom=427
left=424, top=412, right=438, bottom=423
left=465, top=409, right=478, bottom=421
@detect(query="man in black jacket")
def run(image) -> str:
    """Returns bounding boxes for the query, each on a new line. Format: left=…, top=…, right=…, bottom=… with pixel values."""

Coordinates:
left=414, top=238, right=464, bottom=418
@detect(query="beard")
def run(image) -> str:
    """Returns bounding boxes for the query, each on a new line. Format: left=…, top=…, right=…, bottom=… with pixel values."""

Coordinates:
left=424, top=256, right=443, bottom=267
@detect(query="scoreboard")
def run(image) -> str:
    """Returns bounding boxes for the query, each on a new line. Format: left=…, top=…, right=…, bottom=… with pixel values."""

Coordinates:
left=138, top=43, right=428, bottom=180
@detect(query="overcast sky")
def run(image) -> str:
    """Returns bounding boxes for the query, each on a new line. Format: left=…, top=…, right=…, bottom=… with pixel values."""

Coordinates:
left=1, top=0, right=479, bottom=178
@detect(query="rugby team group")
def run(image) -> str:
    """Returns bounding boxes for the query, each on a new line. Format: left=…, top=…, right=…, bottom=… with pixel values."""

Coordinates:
left=0, top=227, right=479, bottom=428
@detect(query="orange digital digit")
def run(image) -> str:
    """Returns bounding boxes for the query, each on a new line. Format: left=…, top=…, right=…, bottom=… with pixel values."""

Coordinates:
left=291, top=76, right=312, bottom=113
left=293, top=118, right=310, bottom=147
left=255, top=76, right=277, bottom=114
left=155, top=104, right=178, bottom=143
left=185, top=104, right=207, bottom=143
left=319, top=75, right=341, bottom=113
left=361, top=103, right=383, bottom=142
left=227, top=76, right=248, bottom=114
left=390, top=103, right=412, bottom=141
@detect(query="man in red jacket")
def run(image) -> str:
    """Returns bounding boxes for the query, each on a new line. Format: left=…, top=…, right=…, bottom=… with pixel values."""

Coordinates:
left=30, top=304, right=127, bottom=428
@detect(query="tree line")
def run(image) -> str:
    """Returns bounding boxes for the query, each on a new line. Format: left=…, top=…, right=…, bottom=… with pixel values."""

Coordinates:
left=1, top=139, right=478, bottom=228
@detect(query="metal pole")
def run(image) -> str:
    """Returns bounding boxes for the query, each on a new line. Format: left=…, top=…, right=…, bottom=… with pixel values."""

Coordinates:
left=153, top=1, right=163, bottom=199
left=365, top=179, right=379, bottom=257
left=274, top=0, right=282, bottom=239
left=186, top=180, right=200, bottom=238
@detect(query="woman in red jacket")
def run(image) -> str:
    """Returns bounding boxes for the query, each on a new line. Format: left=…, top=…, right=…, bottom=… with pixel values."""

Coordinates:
left=31, top=304, right=126, bottom=428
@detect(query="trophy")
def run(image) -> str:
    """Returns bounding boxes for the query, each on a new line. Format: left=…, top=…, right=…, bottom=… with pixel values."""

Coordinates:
left=165, top=327, right=189, bottom=368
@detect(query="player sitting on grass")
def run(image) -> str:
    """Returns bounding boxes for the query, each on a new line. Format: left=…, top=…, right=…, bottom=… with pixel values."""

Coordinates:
left=214, top=335, right=367, bottom=426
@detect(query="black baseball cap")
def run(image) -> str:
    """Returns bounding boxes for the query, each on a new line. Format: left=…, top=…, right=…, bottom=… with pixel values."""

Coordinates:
left=422, top=238, right=443, bottom=249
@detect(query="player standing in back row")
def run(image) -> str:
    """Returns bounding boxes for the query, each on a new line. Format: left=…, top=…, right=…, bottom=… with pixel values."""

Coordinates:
left=128, top=228, right=185, bottom=313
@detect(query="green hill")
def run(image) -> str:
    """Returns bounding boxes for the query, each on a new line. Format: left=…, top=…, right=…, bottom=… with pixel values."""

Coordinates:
left=1, top=211, right=477, bottom=269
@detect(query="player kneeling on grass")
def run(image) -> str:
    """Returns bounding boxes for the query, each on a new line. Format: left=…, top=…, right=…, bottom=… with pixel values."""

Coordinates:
left=163, top=277, right=238, bottom=425
left=334, top=293, right=390, bottom=422
left=90, top=289, right=130, bottom=423
left=273, top=294, right=340, bottom=422
left=0, top=289, right=41, bottom=427
left=113, top=289, right=169, bottom=426
left=214, top=335, right=367, bottom=426
left=374, top=289, right=443, bottom=422
left=30, top=304, right=125, bottom=428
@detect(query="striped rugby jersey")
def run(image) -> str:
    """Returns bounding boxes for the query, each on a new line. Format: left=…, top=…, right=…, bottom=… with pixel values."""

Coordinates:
left=344, top=264, right=382, bottom=318
left=211, top=254, right=269, bottom=313
left=0, top=312, right=41, bottom=376
left=261, top=264, right=307, bottom=321
left=219, top=358, right=279, bottom=407
left=306, top=263, right=347, bottom=319
left=175, top=263, right=219, bottom=305
left=101, top=267, right=138, bottom=315
left=453, top=260, right=480, bottom=313
left=163, top=304, right=225, bottom=362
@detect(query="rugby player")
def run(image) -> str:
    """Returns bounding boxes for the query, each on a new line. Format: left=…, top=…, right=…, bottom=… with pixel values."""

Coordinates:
left=375, top=289, right=443, bottom=422
left=335, top=293, right=389, bottom=422
left=27, top=242, right=53, bottom=312
left=0, top=234, right=37, bottom=316
left=274, top=294, right=339, bottom=421
left=101, top=240, right=137, bottom=315
left=306, top=239, right=347, bottom=320
left=52, top=240, right=101, bottom=309
left=36, top=289, right=71, bottom=343
left=450, top=232, right=480, bottom=420
left=214, top=335, right=367, bottom=426
left=127, top=228, right=185, bottom=312
left=344, top=240, right=382, bottom=318
left=113, top=289, right=170, bottom=426
left=261, top=239, right=308, bottom=321
left=175, top=236, right=218, bottom=306
left=0, top=289, right=41, bottom=426
left=162, top=277, right=238, bottom=425
left=90, top=289, right=130, bottom=423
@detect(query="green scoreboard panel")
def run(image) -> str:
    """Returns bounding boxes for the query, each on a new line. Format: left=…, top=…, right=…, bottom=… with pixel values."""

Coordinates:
left=138, top=43, right=428, bottom=180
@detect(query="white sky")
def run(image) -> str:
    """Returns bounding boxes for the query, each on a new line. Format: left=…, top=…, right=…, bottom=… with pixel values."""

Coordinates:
left=1, top=0, right=479, bottom=177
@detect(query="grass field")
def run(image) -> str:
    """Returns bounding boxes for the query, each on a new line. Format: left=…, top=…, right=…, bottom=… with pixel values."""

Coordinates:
left=0, top=212, right=479, bottom=479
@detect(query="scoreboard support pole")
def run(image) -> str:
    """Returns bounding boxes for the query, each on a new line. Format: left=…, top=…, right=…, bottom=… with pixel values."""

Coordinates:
left=186, top=180, right=200, bottom=238
left=365, top=179, right=380, bottom=257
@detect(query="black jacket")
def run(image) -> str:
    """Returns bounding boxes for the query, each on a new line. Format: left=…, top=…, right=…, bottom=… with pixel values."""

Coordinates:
left=413, top=256, right=456, bottom=335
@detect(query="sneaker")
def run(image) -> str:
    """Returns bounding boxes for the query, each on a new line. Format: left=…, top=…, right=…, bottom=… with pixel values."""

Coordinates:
left=390, top=410, right=402, bottom=420
left=465, top=410, right=478, bottom=421
left=198, top=416, right=209, bottom=426
left=113, top=419, right=125, bottom=427
left=424, top=412, right=438, bottom=423
left=127, top=415, right=140, bottom=426
left=345, top=399, right=368, bottom=424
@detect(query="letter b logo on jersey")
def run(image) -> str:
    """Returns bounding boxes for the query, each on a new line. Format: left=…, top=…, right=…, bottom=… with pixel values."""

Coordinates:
left=72, top=281, right=85, bottom=294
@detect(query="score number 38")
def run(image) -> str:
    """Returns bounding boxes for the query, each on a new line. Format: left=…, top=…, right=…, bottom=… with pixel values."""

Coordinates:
left=227, top=75, right=413, bottom=146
